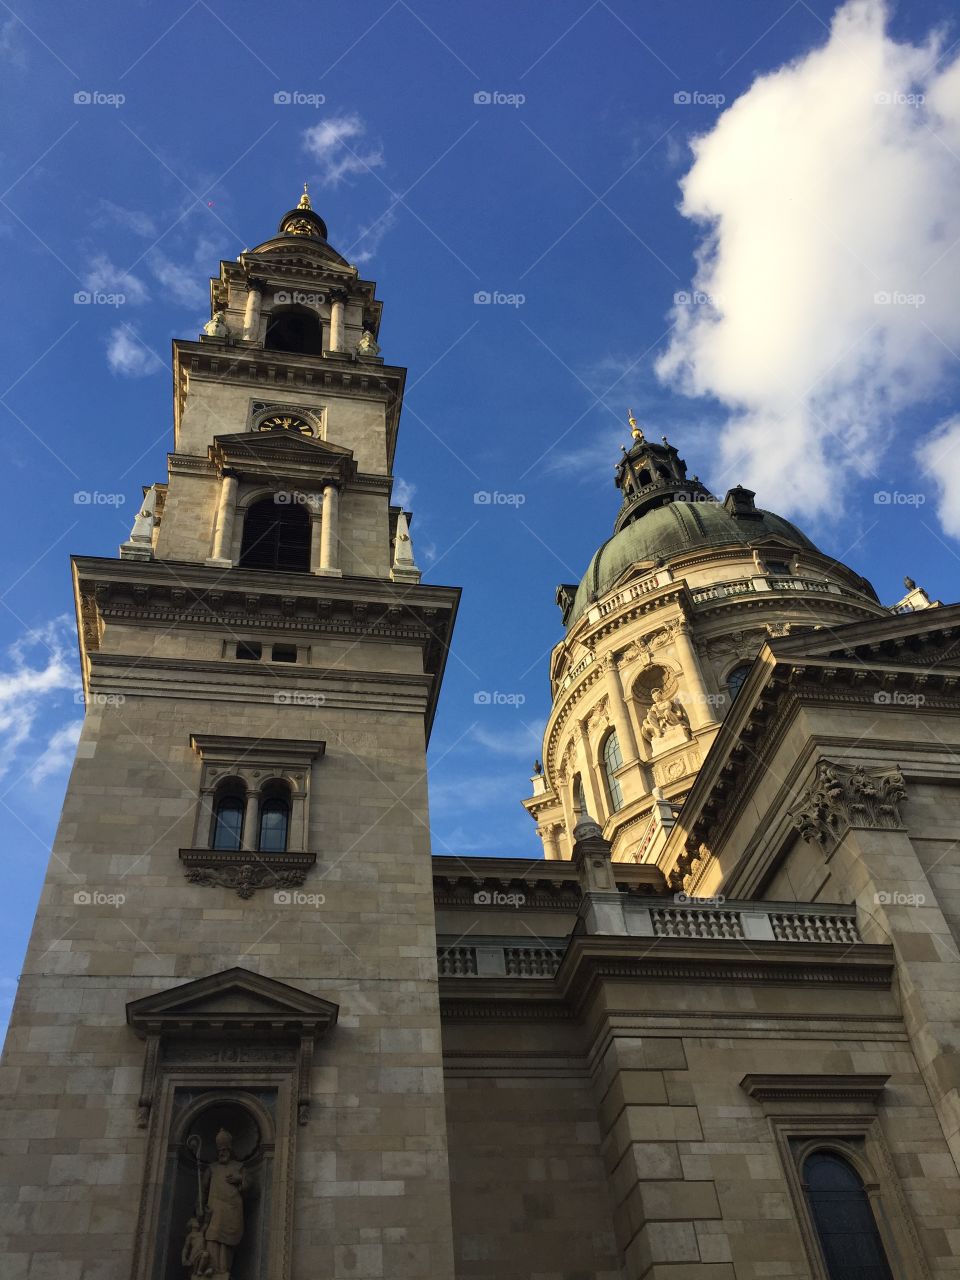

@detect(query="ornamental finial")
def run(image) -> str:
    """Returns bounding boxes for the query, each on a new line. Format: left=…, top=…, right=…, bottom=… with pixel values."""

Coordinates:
left=298, top=182, right=311, bottom=210
left=627, top=408, right=643, bottom=441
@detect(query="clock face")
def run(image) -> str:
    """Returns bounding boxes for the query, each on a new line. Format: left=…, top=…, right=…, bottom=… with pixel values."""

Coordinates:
left=258, top=413, right=313, bottom=436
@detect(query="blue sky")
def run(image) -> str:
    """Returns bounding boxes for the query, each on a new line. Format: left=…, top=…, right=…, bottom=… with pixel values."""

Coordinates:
left=0, top=0, right=959, bottom=1023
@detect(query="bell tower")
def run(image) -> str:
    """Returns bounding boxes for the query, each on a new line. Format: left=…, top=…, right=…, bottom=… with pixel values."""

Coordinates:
left=0, top=190, right=459, bottom=1280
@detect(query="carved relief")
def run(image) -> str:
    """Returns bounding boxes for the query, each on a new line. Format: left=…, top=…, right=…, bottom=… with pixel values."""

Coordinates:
left=790, top=760, right=907, bottom=849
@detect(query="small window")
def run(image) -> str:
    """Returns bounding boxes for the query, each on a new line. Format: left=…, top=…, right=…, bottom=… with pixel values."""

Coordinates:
left=211, top=785, right=245, bottom=851
left=602, top=731, right=624, bottom=813
left=272, top=644, right=297, bottom=663
left=258, top=783, right=291, bottom=853
left=236, top=642, right=262, bottom=661
left=726, top=663, right=751, bottom=704
left=803, top=1150, right=893, bottom=1280
left=573, top=773, right=586, bottom=817
left=766, top=559, right=792, bottom=576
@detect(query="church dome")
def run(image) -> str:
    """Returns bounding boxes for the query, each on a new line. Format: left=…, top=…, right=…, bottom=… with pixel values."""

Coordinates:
left=566, top=496, right=818, bottom=626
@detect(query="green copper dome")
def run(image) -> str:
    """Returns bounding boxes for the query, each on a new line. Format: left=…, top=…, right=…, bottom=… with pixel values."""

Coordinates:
left=562, top=495, right=819, bottom=628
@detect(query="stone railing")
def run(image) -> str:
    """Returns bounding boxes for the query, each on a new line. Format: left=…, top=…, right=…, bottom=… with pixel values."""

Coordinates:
left=690, top=575, right=843, bottom=605
left=437, top=941, right=564, bottom=979
left=593, top=571, right=670, bottom=619
left=627, top=900, right=862, bottom=945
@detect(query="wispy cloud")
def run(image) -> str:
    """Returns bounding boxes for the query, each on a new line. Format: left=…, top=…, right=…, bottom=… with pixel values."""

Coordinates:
left=84, top=254, right=149, bottom=304
left=469, top=724, right=542, bottom=761
left=95, top=199, right=157, bottom=238
left=106, top=326, right=162, bottom=377
left=353, top=206, right=397, bottom=264
left=33, top=720, right=82, bottom=785
left=392, top=477, right=416, bottom=508
left=303, top=113, right=384, bottom=187
left=0, top=617, right=76, bottom=780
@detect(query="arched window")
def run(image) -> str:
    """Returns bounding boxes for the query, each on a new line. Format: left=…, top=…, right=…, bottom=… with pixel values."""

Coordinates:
left=802, top=1150, right=893, bottom=1280
left=573, top=773, right=586, bottom=817
left=258, top=783, right=291, bottom=853
left=211, top=783, right=245, bottom=851
left=264, top=305, right=323, bottom=355
left=638, top=467, right=652, bottom=485
left=602, top=731, right=624, bottom=813
left=726, top=663, right=751, bottom=705
left=240, top=498, right=311, bottom=572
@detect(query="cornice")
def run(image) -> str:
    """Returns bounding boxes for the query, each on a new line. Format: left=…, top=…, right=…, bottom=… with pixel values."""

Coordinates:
left=740, top=1072, right=889, bottom=1102
left=167, top=451, right=391, bottom=495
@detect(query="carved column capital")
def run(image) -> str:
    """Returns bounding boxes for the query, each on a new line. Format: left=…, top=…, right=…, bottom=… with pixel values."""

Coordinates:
left=790, top=760, right=907, bottom=849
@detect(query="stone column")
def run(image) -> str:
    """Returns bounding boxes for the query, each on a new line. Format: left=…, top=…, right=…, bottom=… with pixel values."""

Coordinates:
left=241, top=789, right=260, bottom=852
left=558, top=772, right=576, bottom=858
left=672, top=619, right=717, bottom=729
left=242, top=279, right=264, bottom=343
left=308, top=504, right=324, bottom=574
left=603, top=653, right=639, bottom=762
left=328, top=294, right=346, bottom=353
left=291, top=789, right=307, bottom=853
left=539, top=824, right=561, bottom=860
left=317, top=483, right=342, bottom=576
left=208, top=470, right=239, bottom=566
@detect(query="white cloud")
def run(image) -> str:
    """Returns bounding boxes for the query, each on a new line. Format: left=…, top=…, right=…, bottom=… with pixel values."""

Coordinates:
left=470, top=724, right=542, bottom=760
left=656, top=0, right=960, bottom=525
left=917, top=414, right=960, bottom=537
left=0, top=618, right=76, bottom=781
left=95, top=199, right=157, bottom=237
left=33, top=720, right=82, bottom=785
left=392, top=477, right=416, bottom=508
left=84, top=254, right=149, bottom=305
left=147, top=250, right=208, bottom=308
left=303, top=113, right=384, bottom=186
left=106, top=326, right=162, bottom=377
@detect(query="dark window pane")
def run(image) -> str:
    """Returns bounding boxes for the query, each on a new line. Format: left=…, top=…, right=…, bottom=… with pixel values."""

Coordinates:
left=727, top=664, right=751, bottom=703
left=803, top=1151, right=894, bottom=1280
left=212, top=798, right=244, bottom=851
left=258, top=799, right=289, bottom=853
left=603, top=732, right=624, bottom=812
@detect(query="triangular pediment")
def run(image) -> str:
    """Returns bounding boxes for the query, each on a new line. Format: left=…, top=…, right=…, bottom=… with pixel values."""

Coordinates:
left=211, top=431, right=357, bottom=482
left=246, top=236, right=352, bottom=271
left=127, top=966, right=339, bottom=1038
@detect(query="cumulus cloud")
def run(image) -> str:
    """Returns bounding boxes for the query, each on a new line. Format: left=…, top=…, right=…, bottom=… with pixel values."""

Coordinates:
left=0, top=618, right=76, bottom=780
left=656, top=0, right=960, bottom=524
left=303, top=113, right=384, bottom=186
left=917, top=414, right=960, bottom=537
left=106, top=326, right=162, bottom=377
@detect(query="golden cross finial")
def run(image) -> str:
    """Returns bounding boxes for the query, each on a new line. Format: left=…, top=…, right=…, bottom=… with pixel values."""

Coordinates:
left=298, top=182, right=311, bottom=210
left=627, top=407, right=643, bottom=441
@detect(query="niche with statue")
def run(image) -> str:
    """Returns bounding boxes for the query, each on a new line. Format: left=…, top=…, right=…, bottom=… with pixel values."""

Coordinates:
left=632, top=664, right=690, bottom=758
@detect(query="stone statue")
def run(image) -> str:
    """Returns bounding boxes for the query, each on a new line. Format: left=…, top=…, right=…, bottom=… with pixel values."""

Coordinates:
left=640, top=687, right=688, bottom=741
left=119, top=484, right=158, bottom=560
left=357, top=329, right=381, bottom=356
left=181, top=1217, right=214, bottom=1277
left=203, top=310, right=229, bottom=339
left=200, top=1128, right=247, bottom=1276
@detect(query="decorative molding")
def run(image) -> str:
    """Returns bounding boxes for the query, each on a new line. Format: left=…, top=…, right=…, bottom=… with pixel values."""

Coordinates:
left=789, top=759, right=907, bottom=850
left=741, top=1072, right=889, bottom=1102
left=179, top=848, right=317, bottom=898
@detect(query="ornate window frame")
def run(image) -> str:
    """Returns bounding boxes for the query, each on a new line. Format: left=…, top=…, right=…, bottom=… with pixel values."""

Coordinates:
left=741, top=1073, right=930, bottom=1280
left=180, top=734, right=325, bottom=897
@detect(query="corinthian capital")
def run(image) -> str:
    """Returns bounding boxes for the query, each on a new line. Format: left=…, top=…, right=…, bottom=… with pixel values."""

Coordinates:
left=789, top=760, right=907, bottom=849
